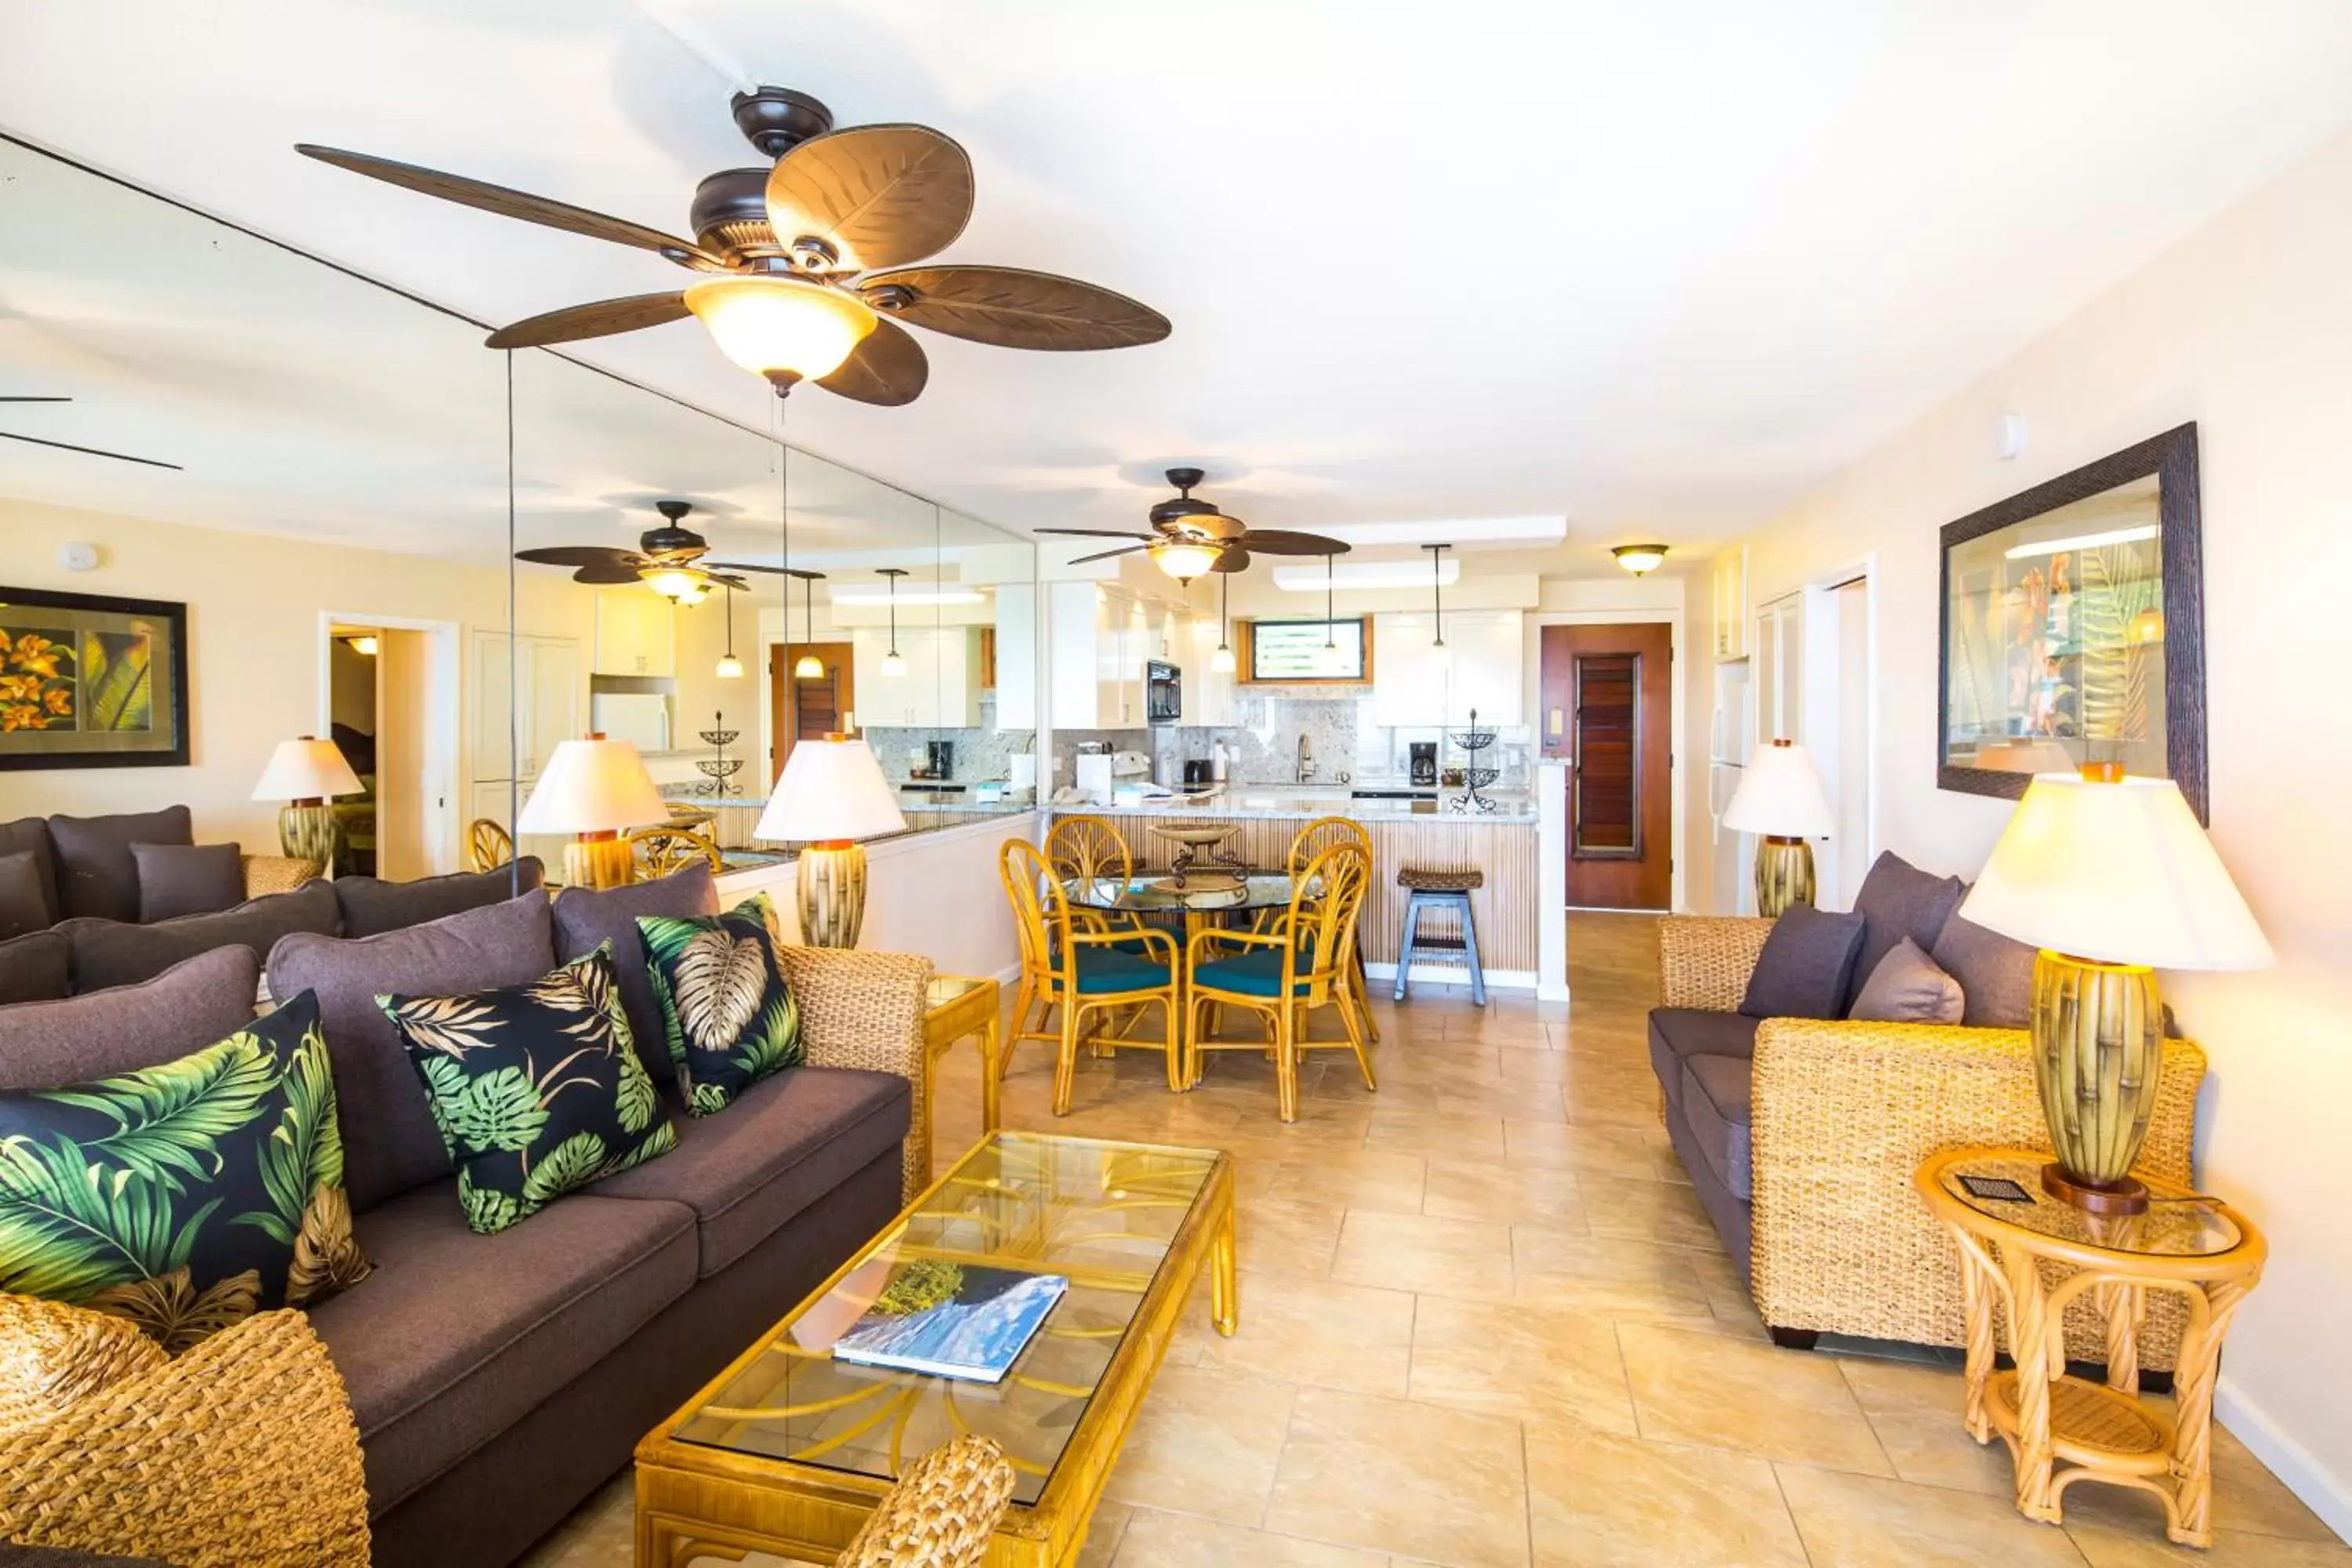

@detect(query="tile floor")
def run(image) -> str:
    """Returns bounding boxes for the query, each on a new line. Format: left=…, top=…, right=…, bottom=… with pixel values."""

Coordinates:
left=521, top=914, right=2347, bottom=1567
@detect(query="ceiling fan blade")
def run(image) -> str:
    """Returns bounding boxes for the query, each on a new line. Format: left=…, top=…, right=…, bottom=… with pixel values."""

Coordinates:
left=816, top=316, right=928, bottom=406
left=514, top=546, right=643, bottom=568
left=485, top=292, right=691, bottom=350
left=766, top=124, right=973, bottom=273
left=0, top=429, right=182, bottom=470
left=860, top=265, right=1169, bottom=350
left=705, top=563, right=826, bottom=580
left=573, top=562, right=650, bottom=586
left=1034, top=528, right=1155, bottom=540
left=1236, top=529, right=1352, bottom=557
left=1067, top=545, right=1149, bottom=566
left=710, top=574, right=750, bottom=590
left=295, top=145, right=724, bottom=267
left=1210, top=549, right=1252, bottom=573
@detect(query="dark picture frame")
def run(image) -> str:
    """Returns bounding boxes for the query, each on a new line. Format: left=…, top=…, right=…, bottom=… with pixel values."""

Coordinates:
left=1936, top=423, right=2205, bottom=822
left=0, top=586, right=191, bottom=770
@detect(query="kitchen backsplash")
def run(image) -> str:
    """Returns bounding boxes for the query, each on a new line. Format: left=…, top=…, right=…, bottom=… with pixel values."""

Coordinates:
left=1048, top=695, right=1532, bottom=793
left=865, top=693, right=1035, bottom=783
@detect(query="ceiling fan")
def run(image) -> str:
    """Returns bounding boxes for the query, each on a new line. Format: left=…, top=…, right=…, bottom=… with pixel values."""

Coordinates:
left=515, top=499, right=754, bottom=604
left=296, top=86, right=1169, bottom=405
left=0, top=397, right=181, bottom=470
left=1035, top=468, right=1350, bottom=583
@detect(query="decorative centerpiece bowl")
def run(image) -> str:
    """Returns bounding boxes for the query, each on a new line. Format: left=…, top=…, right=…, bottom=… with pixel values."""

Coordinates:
left=1148, top=822, right=1243, bottom=887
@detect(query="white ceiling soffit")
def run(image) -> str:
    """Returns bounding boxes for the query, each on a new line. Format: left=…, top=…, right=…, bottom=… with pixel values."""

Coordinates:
left=5, top=1, right=2352, bottom=551
left=1319, top=517, right=1569, bottom=551
left=1272, top=557, right=1463, bottom=593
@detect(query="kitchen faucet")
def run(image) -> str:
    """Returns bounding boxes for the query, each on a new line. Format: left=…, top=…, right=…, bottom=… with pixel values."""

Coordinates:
left=1297, top=734, right=1315, bottom=784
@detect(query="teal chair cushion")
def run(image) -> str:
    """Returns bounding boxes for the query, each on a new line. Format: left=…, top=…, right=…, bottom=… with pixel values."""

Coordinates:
left=1073, top=946, right=1172, bottom=995
left=1193, top=948, right=1312, bottom=999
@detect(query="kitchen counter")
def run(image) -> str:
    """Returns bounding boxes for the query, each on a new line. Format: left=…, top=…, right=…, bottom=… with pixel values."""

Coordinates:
left=1047, top=785, right=1536, bottom=826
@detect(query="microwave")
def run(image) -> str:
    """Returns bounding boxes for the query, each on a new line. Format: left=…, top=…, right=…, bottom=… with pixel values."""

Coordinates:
left=1145, top=660, right=1181, bottom=724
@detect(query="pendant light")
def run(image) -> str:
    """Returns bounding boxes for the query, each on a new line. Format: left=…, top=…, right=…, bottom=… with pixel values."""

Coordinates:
left=1425, top=543, right=1450, bottom=648
left=879, top=568, right=909, bottom=677
left=715, top=583, right=743, bottom=678
left=774, top=425, right=826, bottom=681
left=1323, top=552, right=1338, bottom=648
left=793, top=571, right=825, bottom=679
left=1211, top=571, right=1236, bottom=673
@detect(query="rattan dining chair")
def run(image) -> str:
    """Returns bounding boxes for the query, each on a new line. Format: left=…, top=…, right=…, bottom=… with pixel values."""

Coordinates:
left=466, top=816, right=514, bottom=873
left=1000, top=837, right=1183, bottom=1114
left=626, top=824, right=725, bottom=877
left=1185, top=841, right=1377, bottom=1122
left=1043, top=814, right=1153, bottom=939
left=1283, top=815, right=1380, bottom=1044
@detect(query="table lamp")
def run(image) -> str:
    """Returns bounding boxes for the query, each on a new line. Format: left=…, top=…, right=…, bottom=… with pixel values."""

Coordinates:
left=755, top=733, right=906, bottom=948
left=1722, top=739, right=1835, bottom=916
left=1959, top=765, right=2271, bottom=1214
left=517, top=732, right=671, bottom=891
left=252, top=736, right=365, bottom=865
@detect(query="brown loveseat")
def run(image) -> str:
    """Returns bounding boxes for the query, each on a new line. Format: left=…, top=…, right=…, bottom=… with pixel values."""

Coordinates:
left=0, top=865, right=930, bottom=1568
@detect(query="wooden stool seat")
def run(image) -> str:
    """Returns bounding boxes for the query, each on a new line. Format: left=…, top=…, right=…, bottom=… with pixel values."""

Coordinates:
left=1396, top=866, right=1483, bottom=893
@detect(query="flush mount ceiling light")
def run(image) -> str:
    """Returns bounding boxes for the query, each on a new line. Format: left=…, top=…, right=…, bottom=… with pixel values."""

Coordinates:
left=343, top=634, right=379, bottom=657
left=1271, top=557, right=1462, bottom=591
left=1613, top=543, right=1669, bottom=576
left=297, top=85, right=1167, bottom=405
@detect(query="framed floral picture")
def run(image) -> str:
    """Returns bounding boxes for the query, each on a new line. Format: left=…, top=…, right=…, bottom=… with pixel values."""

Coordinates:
left=0, top=586, right=190, bottom=769
left=1937, top=423, right=2206, bottom=821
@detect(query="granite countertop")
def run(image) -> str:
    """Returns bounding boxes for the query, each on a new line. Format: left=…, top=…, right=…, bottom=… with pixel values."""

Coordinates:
left=1047, top=785, right=1536, bottom=826
left=664, top=788, right=1038, bottom=818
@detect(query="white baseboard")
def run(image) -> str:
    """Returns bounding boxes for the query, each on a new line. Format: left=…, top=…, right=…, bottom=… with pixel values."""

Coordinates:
left=2216, top=1377, right=2352, bottom=1544
left=1363, top=960, right=1537, bottom=993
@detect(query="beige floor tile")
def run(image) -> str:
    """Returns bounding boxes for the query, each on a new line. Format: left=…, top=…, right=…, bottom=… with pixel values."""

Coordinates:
left=1617, top=1323, right=1894, bottom=1475
left=1576, top=1174, right=1723, bottom=1249
left=1836, top=1356, right=2016, bottom=1497
left=1103, top=1363, right=1298, bottom=1526
left=1421, top=1157, right=1585, bottom=1227
left=1407, top=1294, right=1638, bottom=1433
left=1501, top=1119, right=1661, bottom=1178
left=1511, top=1225, right=1717, bottom=1323
left=1361, top=1107, right=1509, bottom=1160
left=1265, top=1387, right=1530, bottom=1567
left=1523, top=1421, right=1809, bottom=1566
left=1078, top=1499, right=1136, bottom=1568
left=1775, top=1463, right=2100, bottom=1566
left=2068, top=1523, right=2352, bottom=1565
left=1328, top=1207, right=1515, bottom=1301
left=1192, top=1272, right=1417, bottom=1396
left=1111, top=1508, right=1391, bottom=1566
left=1261, top=1147, right=1428, bottom=1216
left=1235, top=1194, right=1345, bottom=1279
left=1495, top=1045, right=1571, bottom=1082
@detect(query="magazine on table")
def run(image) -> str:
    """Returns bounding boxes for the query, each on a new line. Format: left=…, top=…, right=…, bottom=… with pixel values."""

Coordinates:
left=829, top=1258, right=1069, bottom=1384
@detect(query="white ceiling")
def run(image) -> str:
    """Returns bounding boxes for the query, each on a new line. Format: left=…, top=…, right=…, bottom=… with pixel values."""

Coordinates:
left=7, top=0, right=2352, bottom=568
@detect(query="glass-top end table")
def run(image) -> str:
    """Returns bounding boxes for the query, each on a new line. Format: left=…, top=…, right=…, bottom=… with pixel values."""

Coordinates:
left=1927, top=1150, right=2245, bottom=1258
left=638, top=1130, right=1237, bottom=1568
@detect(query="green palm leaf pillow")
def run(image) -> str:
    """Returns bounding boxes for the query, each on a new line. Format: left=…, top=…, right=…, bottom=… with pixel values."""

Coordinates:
left=377, top=942, right=676, bottom=1236
left=0, top=989, right=371, bottom=1352
left=637, top=893, right=802, bottom=1116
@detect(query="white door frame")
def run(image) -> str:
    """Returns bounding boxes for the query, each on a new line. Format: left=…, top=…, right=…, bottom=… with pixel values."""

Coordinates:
left=1787, top=554, right=1879, bottom=906
left=316, top=612, right=465, bottom=876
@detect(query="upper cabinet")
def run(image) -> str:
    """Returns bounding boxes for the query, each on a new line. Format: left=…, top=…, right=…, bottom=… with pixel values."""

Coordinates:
left=1711, top=544, right=1750, bottom=661
left=1046, top=582, right=1152, bottom=729
left=1370, top=609, right=1523, bottom=728
left=593, top=588, right=675, bottom=677
left=851, top=626, right=982, bottom=728
left=992, top=586, right=1037, bottom=732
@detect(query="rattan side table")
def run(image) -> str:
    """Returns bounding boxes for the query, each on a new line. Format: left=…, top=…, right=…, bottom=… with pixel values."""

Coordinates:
left=1915, top=1147, right=2266, bottom=1548
left=920, top=975, right=1003, bottom=1183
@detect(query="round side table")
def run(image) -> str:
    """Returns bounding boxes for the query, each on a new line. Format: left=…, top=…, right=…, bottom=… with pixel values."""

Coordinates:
left=1914, top=1147, right=2266, bottom=1548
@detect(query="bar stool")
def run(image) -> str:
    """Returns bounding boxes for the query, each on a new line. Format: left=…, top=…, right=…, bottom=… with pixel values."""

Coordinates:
left=1392, top=867, right=1487, bottom=1006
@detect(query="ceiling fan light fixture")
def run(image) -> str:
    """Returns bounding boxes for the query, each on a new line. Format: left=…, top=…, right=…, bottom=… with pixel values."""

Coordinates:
left=644, top=567, right=709, bottom=601
left=1151, top=540, right=1221, bottom=582
left=684, top=274, right=877, bottom=383
left=1613, top=543, right=1669, bottom=577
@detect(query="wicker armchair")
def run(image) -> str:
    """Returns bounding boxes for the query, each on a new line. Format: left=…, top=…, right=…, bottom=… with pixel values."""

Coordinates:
left=778, top=944, right=936, bottom=1202
left=0, top=1295, right=370, bottom=1566
left=837, top=1434, right=1017, bottom=1568
left=1655, top=916, right=2206, bottom=1370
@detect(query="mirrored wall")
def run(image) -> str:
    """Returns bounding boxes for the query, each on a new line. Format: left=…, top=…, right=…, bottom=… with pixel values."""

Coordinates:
left=0, top=131, right=1036, bottom=924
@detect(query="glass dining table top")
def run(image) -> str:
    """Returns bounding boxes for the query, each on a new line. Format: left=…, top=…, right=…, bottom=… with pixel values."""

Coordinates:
left=672, top=1131, right=1226, bottom=1504
left=1061, top=872, right=1300, bottom=914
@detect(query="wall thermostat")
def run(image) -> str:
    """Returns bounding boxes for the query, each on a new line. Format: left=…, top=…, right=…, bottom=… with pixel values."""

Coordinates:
left=57, top=542, right=100, bottom=572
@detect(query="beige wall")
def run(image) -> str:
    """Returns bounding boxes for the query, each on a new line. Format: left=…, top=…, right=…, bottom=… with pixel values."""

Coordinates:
left=1689, top=125, right=2352, bottom=1534
left=0, top=498, right=595, bottom=855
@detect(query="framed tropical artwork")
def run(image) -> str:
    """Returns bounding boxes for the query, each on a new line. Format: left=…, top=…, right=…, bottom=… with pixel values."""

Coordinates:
left=0, top=586, right=190, bottom=769
left=1936, top=423, right=2207, bottom=822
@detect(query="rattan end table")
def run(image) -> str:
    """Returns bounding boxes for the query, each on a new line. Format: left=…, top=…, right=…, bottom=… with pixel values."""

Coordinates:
left=1915, top=1147, right=2267, bottom=1548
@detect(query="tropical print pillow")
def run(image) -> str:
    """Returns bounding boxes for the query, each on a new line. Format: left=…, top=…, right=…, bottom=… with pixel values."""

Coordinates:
left=378, top=943, right=673, bottom=1236
left=0, top=989, right=370, bottom=1352
left=637, top=893, right=802, bottom=1116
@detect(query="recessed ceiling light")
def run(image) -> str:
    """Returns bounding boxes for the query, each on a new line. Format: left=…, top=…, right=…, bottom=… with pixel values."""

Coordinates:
left=1272, top=558, right=1461, bottom=591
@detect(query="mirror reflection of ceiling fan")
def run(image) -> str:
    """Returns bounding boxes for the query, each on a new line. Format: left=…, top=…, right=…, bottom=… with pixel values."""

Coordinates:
left=514, top=499, right=816, bottom=604
left=296, top=85, right=1169, bottom=404
left=1034, top=468, right=1349, bottom=583
left=0, top=397, right=182, bottom=470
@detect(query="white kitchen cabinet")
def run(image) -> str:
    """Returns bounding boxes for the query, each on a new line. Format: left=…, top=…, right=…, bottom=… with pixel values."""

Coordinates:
left=1713, top=544, right=1751, bottom=661
left=1370, top=609, right=1523, bottom=728
left=593, top=589, right=676, bottom=677
left=850, top=626, right=982, bottom=728
left=1371, top=612, right=1451, bottom=727
left=1751, top=593, right=1804, bottom=746
left=1045, top=582, right=1152, bottom=729
left=470, top=630, right=580, bottom=786
left=993, top=586, right=1037, bottom=731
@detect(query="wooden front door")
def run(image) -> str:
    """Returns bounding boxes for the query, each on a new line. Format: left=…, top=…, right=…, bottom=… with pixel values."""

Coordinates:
left=769, top=641, right=856, bottom=783
left=1540, top=622, right=1674, bottom=909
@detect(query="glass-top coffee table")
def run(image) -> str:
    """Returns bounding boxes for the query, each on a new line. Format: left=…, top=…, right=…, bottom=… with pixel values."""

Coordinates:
left=634, top=1130, right=1237, bottom=1566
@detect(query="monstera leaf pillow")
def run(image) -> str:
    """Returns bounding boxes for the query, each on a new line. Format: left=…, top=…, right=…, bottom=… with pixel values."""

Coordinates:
left=637, top=893, right=802, bottom=1116
left=0, top=989, right=370, bottom=1352
left=379, top=942, right=676, bottom=1236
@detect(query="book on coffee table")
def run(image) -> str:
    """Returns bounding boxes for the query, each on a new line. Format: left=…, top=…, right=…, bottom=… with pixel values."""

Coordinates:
left=830, top=1258, right=1069, bottom=1384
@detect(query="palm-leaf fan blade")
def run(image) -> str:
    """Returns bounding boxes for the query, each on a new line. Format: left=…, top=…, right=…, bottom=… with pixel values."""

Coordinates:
left=485, top=292, right=692, bottom=350
left=1232, top=529, right=1348, bottom=556
left=860, top=265, right=1171, bottom=350
left=1034, top=528, right=1156, bottom=540
left=816, top=317, right=929, bottom=405
left=1067, top=545, right=1149, bottom=565
left=764, top=124, right=974, bottom=272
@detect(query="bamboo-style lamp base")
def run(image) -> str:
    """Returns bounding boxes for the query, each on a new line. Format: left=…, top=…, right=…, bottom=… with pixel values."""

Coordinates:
left=564, top=830, right=637, bottom=891
left=278, top=800, right=343, bottom=866
left=1755, top=835, right=1816, bottom=918
left=797, top=839, right=868, bottom=949
left=2031, top=948, right=2162, bottom=1215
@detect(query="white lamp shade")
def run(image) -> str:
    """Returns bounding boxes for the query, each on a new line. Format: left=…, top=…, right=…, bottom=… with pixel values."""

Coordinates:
left=516, top=736, right=670, bottom=835
left=1958, top=771, right=2272, bottom=971
left=252, top=737, right=364, bottom=801
left=1722, top=740, right=1835, bottom=838
left=755, top=737, right=907, bottom=843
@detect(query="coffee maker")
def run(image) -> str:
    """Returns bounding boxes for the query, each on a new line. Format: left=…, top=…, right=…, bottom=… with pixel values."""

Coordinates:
left=1408, top=741, right=1439, bottom=787
left=925, top=739, right=954, bottom=781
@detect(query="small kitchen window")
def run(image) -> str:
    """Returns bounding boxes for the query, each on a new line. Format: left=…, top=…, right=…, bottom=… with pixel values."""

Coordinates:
left=1241, top=617, right=1371, bottom=684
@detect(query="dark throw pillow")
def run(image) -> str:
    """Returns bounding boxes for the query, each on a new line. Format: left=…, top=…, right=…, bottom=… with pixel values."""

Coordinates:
left=1738, top=903, right=1867, bottom=1021
left=132, top=841, right=246, bottom=924
left=333, top=858, right=546, bottom=939
left=0, top=849, right=51, bottom=941
left=46, top=806, right=193, bottom=924
left=61, top=877, right=339, bottom=995
left=1846, top=937, right=1965, bottom=1024
left=0, top=989, right=369, bottom=1352
left=637, top=893, right=802, bottom=1116
left=1932, top=910, right=2041, bottom=1030
left=1849, top=852, right=1966, bottom=1005
left=0, top=928, right=71, bottom=1006
left=377, top=943, right=675, bottom=1235
left=0, top=817, right=58, bottom=929
left=550, top=862, right=720, bottom=1089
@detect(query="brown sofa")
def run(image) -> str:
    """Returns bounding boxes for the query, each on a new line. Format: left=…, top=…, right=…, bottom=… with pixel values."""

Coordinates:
left=0, top=865, right=929, bottom=1568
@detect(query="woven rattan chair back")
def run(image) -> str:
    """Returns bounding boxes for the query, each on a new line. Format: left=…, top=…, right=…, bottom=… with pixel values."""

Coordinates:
left=1288, top=815, right=1373, bottom=878
left=1291, top=841, right=1370, bottom=992
left=627, top=825, right=724, bottom=877
left=466, top=817, right=514, bottom=873
left=1045, top=814, right=1133, bottom=905
left=1000, top=837, right=1078, bottom=987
